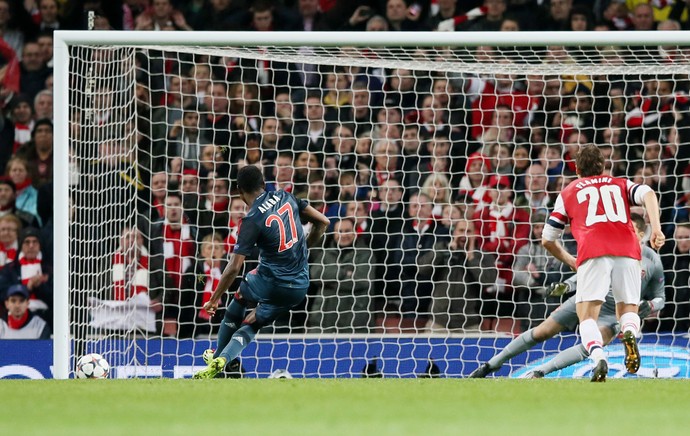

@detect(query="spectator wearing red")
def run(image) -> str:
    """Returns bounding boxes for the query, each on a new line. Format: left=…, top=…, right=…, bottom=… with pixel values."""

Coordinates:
left=626, top=78, right=688, bottom=131
left=9, top=95, right=34, bottom=152
left=150, top=193, right=195, bottom=289
left=457, top=151, right=492, bottom=210
left=148, top=171, right=168, bottom=224
left=0, top=213, right=20, bottom=267
left=149, top=193, right=196, bottom=336
left=180, top=232, right=228, bottom=337
left=224, top=196, right=246, bottom=253
left=111, top=226, right=152, bottom=301
left=472, top=71, right=530, bottom=141
left=88, top=225, right=160, bottom=334
left=0, top=36, right=20, bottom=96
left=473, top=174, right=530, bottom=293
left=0, top=284, right=50, bottom=339
left=0, top=227, right=52, bottom=323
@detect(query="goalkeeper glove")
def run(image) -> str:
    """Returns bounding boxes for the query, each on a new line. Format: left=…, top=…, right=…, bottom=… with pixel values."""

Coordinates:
left=547, top=282, right=570, bottom=298
left=638, top=300, right=654, bottom=319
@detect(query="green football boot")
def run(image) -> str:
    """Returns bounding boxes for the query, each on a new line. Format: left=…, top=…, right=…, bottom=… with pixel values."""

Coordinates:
left=193, top=357, right=227, bottom=379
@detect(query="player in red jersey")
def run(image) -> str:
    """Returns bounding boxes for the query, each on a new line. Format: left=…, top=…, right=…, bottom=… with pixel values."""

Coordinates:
left=542, top=145, right=664, bottom=382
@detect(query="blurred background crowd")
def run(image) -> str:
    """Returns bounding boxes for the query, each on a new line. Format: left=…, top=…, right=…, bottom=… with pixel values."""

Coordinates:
left=2, top=0, right=690, bottom=340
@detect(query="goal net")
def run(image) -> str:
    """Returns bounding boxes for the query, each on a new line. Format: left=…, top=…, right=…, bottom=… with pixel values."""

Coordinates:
left=55, top=31, right=690, bottom=379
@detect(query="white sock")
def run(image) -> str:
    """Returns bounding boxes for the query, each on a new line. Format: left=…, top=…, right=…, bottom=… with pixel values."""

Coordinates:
left=620, top=312, right=641, bottom=337
left=579, top=319, right=605, bottom=363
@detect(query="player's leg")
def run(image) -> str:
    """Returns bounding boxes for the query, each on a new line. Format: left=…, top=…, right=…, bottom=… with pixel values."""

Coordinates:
left=532, top=325, right=616, bottom=377
left=469, top=316, right=566, bottom=378
left=195, top=281, right=257, bottom=379
left=575, top=257, right=611, bottom=373
left=575, top=257, right=612, bottom=382
left=214, top=281, right=308, bottom=372
left=211, top=291, right=247, bottom=360
left=216, top=308, right=262, bottom=363
left=612, top=257, right=643, bottom=373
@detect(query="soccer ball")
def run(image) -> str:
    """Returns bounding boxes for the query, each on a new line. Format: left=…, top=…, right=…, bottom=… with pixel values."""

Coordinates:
left=76, top=353, right=110, bottom=379
left=269, top=369, right=293, bottom=379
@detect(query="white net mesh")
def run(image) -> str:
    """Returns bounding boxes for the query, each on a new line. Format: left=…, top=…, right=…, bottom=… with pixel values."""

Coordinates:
left=65, top=38, right=690, bottom=378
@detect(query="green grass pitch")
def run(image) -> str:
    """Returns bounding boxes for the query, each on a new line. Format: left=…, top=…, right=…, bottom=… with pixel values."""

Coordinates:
left=2, top=379, right=689, bottom=435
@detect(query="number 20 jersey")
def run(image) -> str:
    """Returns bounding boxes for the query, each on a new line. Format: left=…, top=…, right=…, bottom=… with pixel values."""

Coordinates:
left=233, top=190, right=310, bottom=288
left=547, top=176, right=651, bottom=267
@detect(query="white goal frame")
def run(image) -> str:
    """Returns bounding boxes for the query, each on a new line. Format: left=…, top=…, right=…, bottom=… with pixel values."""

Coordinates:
left=53, top=30, right=690, bottom=380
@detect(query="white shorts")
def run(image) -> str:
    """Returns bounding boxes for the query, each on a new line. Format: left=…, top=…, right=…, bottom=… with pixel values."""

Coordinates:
left=576, top=256, right=641, bottom=305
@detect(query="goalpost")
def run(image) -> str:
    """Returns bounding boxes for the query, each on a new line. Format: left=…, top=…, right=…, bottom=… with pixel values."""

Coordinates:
left=54, top=30, right=690, bottom=380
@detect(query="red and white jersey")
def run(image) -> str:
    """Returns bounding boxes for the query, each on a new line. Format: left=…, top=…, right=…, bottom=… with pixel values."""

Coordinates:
left=545, top=175, right=652, bottom=266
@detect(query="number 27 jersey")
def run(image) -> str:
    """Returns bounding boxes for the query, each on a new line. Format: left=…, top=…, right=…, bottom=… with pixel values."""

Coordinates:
left=547, top=176, right=651, bottom=267
left=233, top=190, right=310, bottom=288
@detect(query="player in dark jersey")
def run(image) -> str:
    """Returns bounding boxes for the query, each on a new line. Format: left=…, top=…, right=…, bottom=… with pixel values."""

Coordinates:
left=194, top=165, right=329, bottom=379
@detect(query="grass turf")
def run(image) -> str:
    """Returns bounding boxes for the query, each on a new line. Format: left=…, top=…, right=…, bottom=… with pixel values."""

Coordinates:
left=2, top=379, right=689, bottom=435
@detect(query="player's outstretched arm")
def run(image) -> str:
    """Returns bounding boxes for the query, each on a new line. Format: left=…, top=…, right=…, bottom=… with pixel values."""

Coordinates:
left=302, top=205, right=330, bottom=248
left=202, top=253, right=246, bottom=316
left=643, top=190, right=665, bottom=250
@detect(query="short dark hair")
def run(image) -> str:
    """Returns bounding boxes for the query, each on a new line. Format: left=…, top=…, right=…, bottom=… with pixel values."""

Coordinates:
left=630, top=213, right=645, bottom=233
left=575, top=144, right=605, bottom=177
left=237, top=165, right=265, bottom=194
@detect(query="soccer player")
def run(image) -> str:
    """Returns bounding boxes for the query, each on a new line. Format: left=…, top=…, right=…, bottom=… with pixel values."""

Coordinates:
left=193, top=165, right=330, bottom=379
left=539, top=145, right=664, bottom=382
left=469, top=213, right=665, bottom=378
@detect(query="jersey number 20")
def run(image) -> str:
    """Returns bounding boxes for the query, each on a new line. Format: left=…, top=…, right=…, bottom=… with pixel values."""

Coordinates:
left=576, top=185, right=627, bottom=226
left=265, top=203, right=298, bottom=252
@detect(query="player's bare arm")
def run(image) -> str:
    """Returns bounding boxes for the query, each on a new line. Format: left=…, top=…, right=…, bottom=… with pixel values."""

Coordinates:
left=203, top=253, right=246, bottom=316
left=643, top=190, right=664, bottom=250
left=301, top=205, right=330, bottom=248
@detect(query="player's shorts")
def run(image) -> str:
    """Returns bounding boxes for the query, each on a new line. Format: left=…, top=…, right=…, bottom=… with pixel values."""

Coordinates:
left=576, top=256, right=641, bottom=305
left=551, top=298, right=619, bottom=335
left=239, top=268, right=308, bottom=326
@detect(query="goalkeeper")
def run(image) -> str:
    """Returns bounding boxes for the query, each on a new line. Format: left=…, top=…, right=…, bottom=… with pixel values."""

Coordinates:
left=470, top=213, right=665, bottom=378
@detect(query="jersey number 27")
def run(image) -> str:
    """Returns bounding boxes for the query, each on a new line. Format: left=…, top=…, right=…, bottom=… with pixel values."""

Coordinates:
left=576, top=185, right=628, bottom=226
left=265, top=203, right=298, bottom=252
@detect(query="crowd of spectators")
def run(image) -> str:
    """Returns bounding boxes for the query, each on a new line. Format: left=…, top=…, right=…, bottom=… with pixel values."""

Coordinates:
left=3, top=0, right=690, bottom=340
